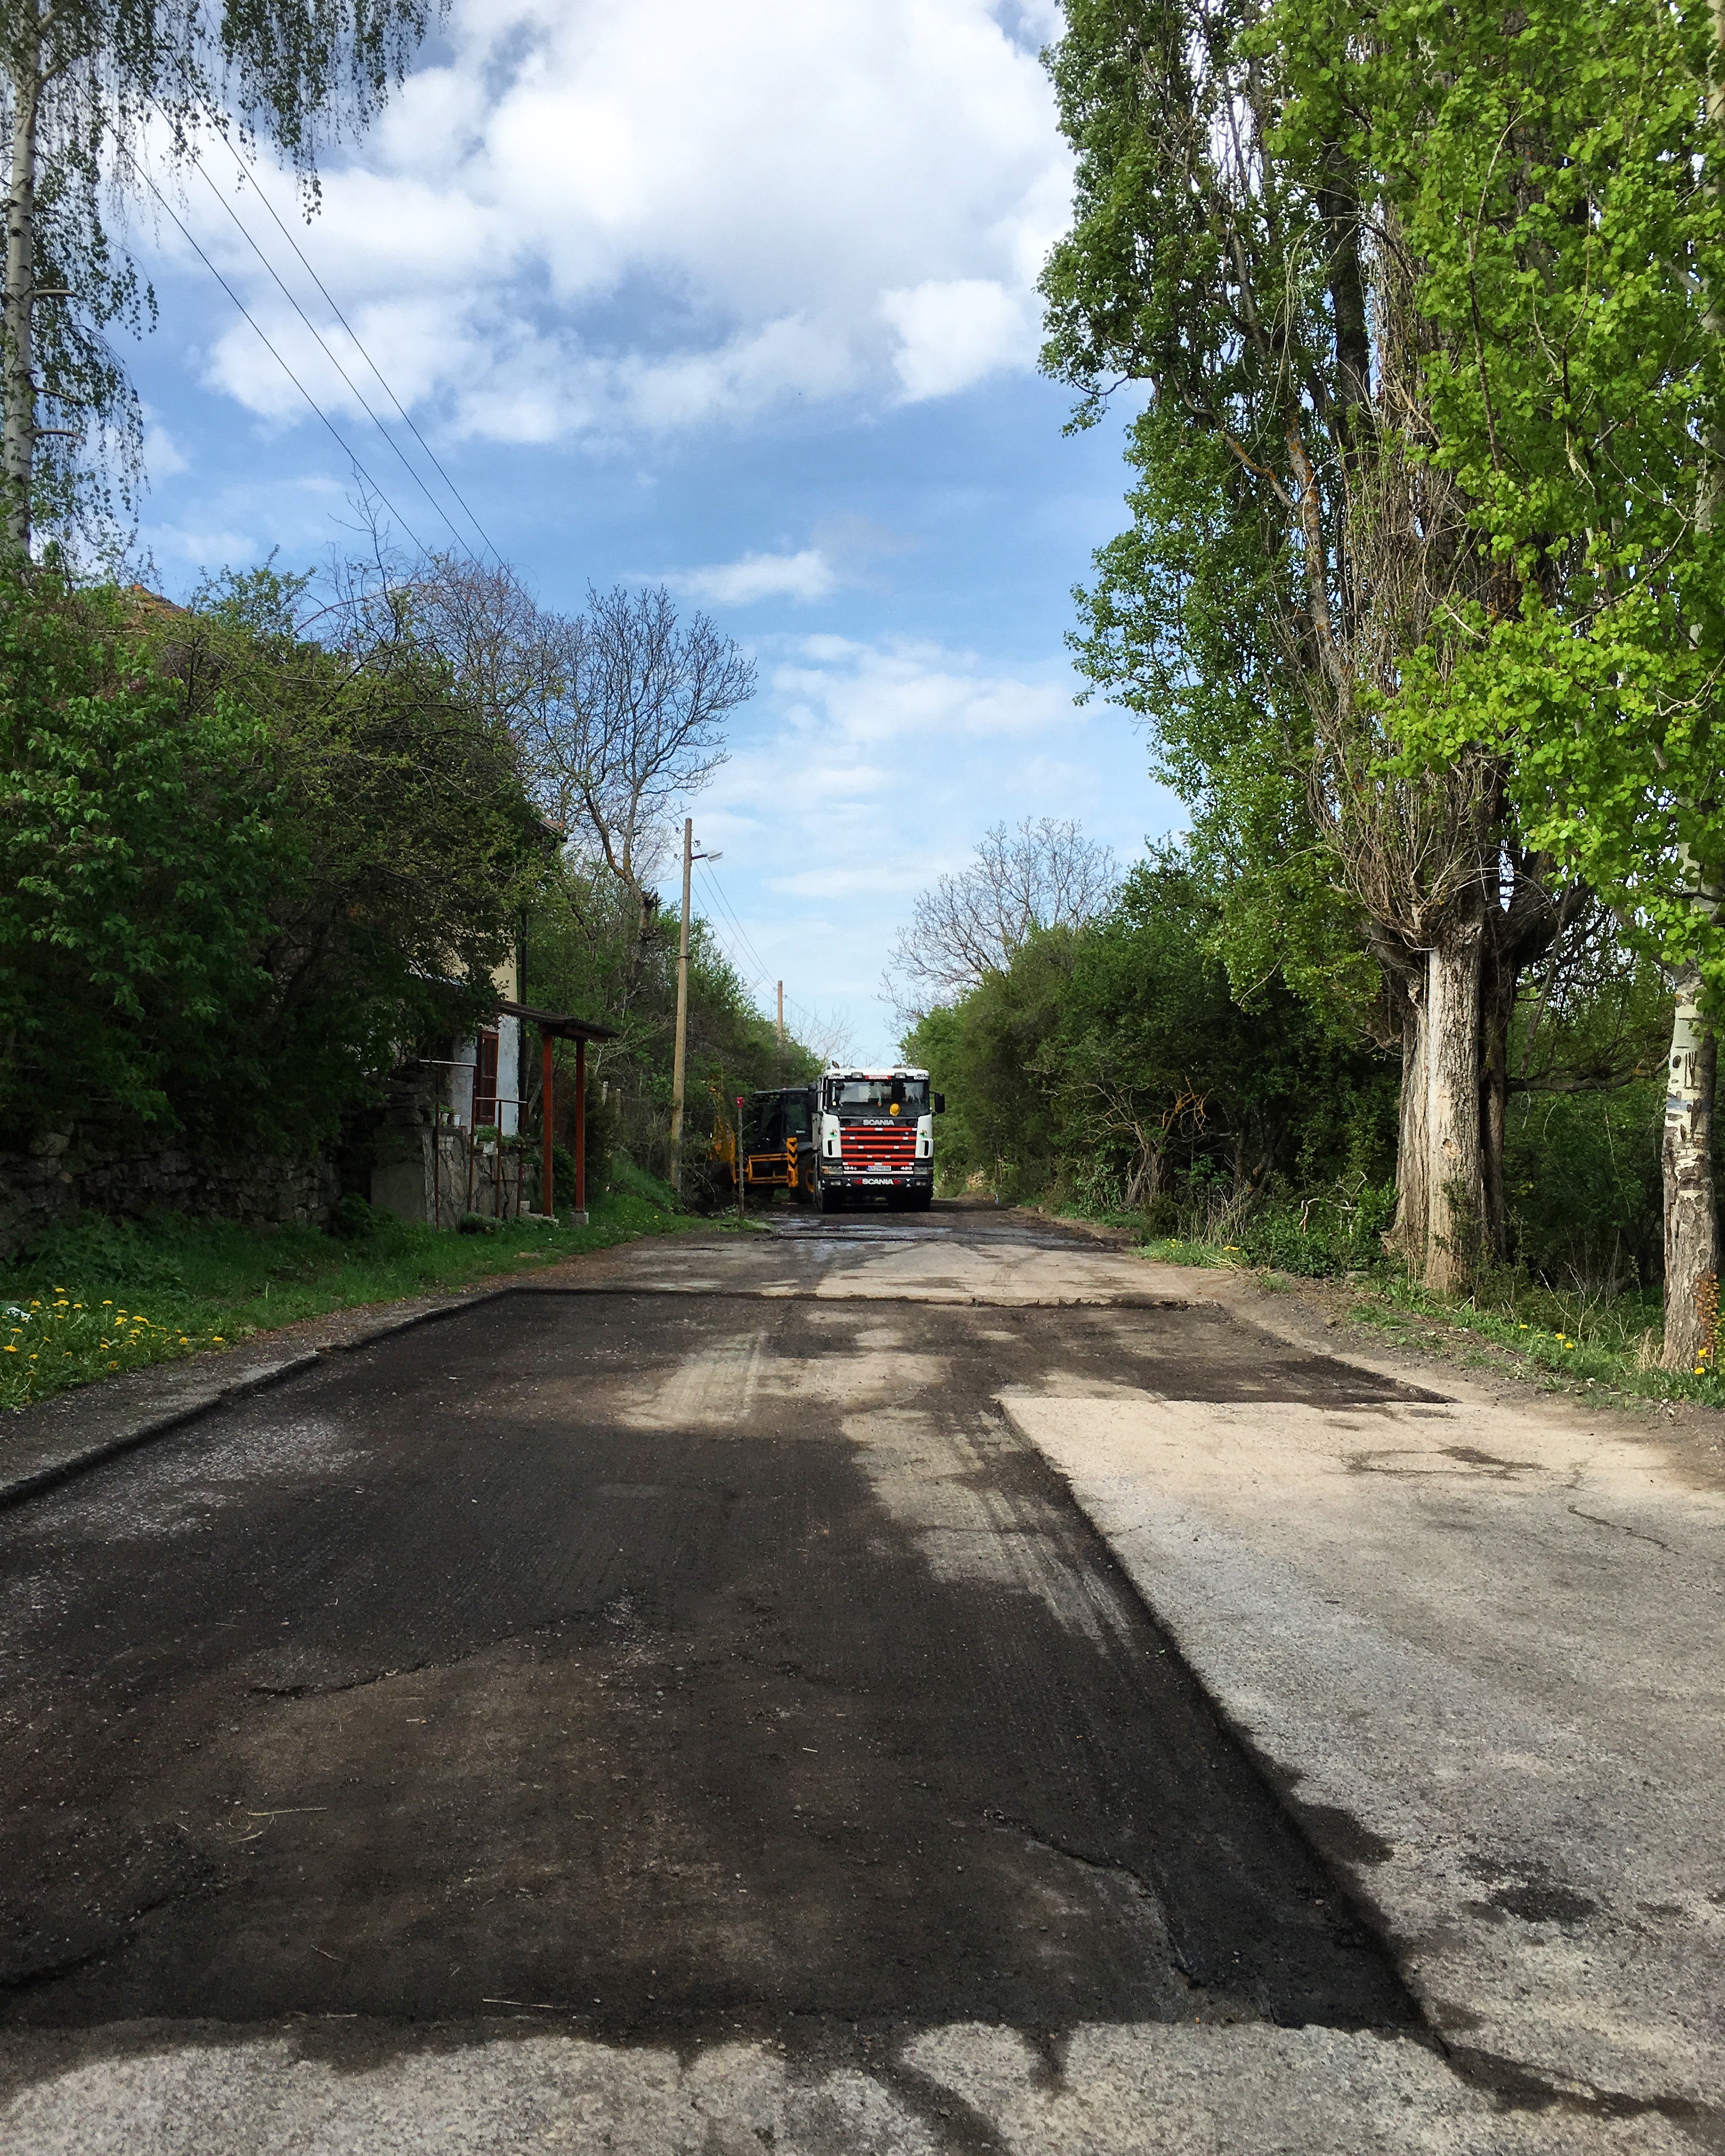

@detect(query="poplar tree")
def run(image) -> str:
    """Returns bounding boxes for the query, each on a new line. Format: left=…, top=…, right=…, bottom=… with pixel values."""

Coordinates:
left=1287, top=0, right=1725, bottom=1362
left=1040, top=0, right=1574, bottom=1292
left=1, top=0, right=432, bottom=553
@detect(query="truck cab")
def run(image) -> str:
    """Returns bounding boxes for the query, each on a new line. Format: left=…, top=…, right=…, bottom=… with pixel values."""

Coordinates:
left=812, top=1065, right=942, bottom=1214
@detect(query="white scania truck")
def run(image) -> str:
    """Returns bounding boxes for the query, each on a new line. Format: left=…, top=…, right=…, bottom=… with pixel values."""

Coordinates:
left=738, top=1066, right=945, bottom=1213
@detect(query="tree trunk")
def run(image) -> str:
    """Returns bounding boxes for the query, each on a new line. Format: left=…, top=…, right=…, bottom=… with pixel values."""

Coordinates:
left=1662, top=961, right=1718, bottom=1369
left=2, top=13, right=41, bottom=552
left=1391, top=978, right=1428, bottom=1269
left=1424, top=912, right=1486, bottom=1295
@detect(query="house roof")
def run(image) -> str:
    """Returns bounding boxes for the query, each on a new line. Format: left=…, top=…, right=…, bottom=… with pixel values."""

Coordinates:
left=123, top=585, right=192, bottom=624
left=497, top=1000, right=619, bottom=1043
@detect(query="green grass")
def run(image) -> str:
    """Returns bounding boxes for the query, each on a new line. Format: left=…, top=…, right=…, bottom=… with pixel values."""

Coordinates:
left=1, top=1158, right=719, bottom=1414
left=1135, top=1234, right=1725, bottom=1411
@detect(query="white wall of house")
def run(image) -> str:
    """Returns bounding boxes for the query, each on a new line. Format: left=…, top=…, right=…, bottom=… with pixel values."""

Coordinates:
left=497, top=1012, right=520, bottom=1135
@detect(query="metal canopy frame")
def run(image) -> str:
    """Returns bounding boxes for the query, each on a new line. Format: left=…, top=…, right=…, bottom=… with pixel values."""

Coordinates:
left=496, top=1001, right=619, bottom=1218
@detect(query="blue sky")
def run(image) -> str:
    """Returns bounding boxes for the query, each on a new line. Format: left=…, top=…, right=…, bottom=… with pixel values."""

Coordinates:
left=121, top=0, right=1180, bottom=1062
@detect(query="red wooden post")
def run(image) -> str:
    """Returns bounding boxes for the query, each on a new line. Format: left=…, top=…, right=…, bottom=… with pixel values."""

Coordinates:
left=575, top=1035, right=587, bottom=1215
left=542, top=1031, right=554, bottom=1216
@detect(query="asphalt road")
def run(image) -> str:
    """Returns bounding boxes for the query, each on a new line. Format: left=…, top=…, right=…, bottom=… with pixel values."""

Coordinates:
left=0, top=1206, right=1694, bottom=2153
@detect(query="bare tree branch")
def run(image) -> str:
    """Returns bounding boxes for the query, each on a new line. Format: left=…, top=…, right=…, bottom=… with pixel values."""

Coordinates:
left=884, top=818, right=1117, bottom=1023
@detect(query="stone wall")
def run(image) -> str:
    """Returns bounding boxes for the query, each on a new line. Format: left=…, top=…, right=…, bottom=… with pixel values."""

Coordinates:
left=0, top=1134, right=339, bottom=1260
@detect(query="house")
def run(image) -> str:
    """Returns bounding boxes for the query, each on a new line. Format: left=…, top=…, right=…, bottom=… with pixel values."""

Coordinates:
left=367, top=949, right=617, bottom=1228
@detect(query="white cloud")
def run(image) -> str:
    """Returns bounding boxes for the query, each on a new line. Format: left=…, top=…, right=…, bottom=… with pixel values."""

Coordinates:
left=669, top=517, right=915, bottom=608
left=693, top=634, right=1103, bottom=968
left=675, top=549, right=837, bottom=605
left=881, top=278, right=1034, bottom=402
left=140, top=415, right=188, bottom=477
left=651, top=628, right=1175, bottom=1062
left=159, top=0, right=1070, bottom=444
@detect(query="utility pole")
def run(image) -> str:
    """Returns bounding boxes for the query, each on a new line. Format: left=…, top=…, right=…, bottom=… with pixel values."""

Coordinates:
left=670, top=819, right=694, bottom=1192
left=668, top=820, right=721, bottom=1194
left=776, top=981, right=784, bottom=1049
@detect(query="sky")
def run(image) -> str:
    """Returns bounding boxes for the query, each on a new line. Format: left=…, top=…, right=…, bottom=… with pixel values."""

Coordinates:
left=121, top=0, right=1180, bottom=1063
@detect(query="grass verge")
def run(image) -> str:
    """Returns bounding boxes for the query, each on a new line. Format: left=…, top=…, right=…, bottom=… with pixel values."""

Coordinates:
left=1, top=1160, right=719, bottom=1414
left=1133, top=1233, right=1725, bottom=1412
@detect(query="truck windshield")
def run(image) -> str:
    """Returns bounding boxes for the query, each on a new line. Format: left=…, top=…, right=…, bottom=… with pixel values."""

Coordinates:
left=827, top=1078, right=929, bottom=1117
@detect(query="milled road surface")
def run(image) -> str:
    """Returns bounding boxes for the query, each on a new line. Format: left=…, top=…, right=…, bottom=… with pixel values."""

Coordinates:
left=0, top=1206, right=1715, bottom=2152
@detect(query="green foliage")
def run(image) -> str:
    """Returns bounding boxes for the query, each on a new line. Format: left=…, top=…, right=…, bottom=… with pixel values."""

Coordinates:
left=1503, top=1085, right=1663, bottom=1295
left=329, top=1191, right=379, bottom=1240
left=1042, top=0, right=1356, bottom=1019
left=0, top=574, right=279, bottom=1134
left=905, top=850, right=1399, bottom=1210
left=0, top=563, right=542, bottom=1154
left=523, top=864, right=821, bottom=1192
left=1275, top=0, right=1725, bottom=974
left=917, top=842, right=1671, bottom=1304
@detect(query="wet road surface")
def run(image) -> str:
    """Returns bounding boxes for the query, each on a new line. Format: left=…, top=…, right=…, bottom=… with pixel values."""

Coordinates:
left=0, top=1206, right=1505, bottom=2151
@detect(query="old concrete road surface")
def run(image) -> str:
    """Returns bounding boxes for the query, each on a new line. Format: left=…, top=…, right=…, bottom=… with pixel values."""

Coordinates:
left=0, top=1205, right=1712, bottom=2153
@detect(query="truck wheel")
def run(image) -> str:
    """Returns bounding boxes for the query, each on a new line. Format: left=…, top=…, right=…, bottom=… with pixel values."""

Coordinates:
left=820, top=1184, right=844, bottom=1216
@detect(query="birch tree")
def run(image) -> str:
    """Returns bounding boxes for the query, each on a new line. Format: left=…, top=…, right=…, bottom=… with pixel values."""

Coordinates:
left=1, top=0, right=431, bottom=554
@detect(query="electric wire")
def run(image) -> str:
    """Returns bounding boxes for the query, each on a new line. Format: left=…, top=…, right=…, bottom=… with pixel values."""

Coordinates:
left=115, top=139, right=430, bottom=554
left=691, top=866, right=768, bottom=988
left=203, top=124, right=503, bottom=565
left=690, top=860, right=849, bottom=1059
left=183, top=152, right=474, bottom=556
left=694, top=860, right=778, bottom=994
left=691, top=898, right=770, bottom=1002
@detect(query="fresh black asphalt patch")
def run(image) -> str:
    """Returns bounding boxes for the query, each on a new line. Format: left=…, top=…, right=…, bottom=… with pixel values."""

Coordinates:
left=0, top=1284, right=1422, bottom=2047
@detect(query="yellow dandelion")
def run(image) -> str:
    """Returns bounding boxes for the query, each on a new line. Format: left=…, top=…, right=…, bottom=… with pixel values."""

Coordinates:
left=3, top=1345, right=15, bottom=1354
left=102, top=1300, right=112, bottom=1307
left=178, top=1335, right=189, bottom=1345
left=212, top=1336, right=225, bottom=1344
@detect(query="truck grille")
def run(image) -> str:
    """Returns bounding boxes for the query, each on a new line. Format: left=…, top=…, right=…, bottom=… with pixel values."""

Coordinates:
left=839, top=1121, right=918, bottom=1171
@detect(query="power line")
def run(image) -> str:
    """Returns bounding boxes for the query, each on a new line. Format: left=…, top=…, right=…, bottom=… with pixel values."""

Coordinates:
left=184, top=149, right=475, bottom=556
left=689, top=869, right=779, bottom=1019
left=691, top=865, right=766, bottom=985
left=115, top=140, right=430, bottom=553
left=689, top=860, right=843, bottom=1050
left=694, top=860, right=777, bottom=994
left=203, top=124, right=503, bottom=565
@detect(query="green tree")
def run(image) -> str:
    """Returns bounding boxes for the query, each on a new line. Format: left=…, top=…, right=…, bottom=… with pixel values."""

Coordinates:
left=1041, top=0, right=1576, bottom=1291
left=1279, top=0, right=1725, bottom=1357
left=0, top=569, right=276, bottom=1135
left=520, top=863, right=819, bottom=1192
left=1, top=0, right=433, bottom=551
left=0, top=559, right=542, bottom=1155
left=905, top=850, right=1399, bottom=1212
